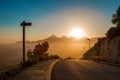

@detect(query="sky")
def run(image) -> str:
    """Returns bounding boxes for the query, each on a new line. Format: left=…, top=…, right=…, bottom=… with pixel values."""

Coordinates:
left=0, top=0, right=120, bottom=43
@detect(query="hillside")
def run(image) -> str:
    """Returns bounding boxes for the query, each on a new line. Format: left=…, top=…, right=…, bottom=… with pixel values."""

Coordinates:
left=83, top=37, right=120, bottom=63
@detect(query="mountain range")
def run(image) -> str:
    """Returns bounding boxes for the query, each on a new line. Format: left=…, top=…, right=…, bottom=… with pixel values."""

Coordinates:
left=16, top=35, right=98, bottom=58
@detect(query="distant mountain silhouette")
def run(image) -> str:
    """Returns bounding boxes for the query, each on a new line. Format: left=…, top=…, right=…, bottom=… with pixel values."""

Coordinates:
left=16, top=40, right=34, bottom=43
left=16, top=35, right=98, bottom=44
left=16, top=35, right=59, bottom=43
left=44, top=35, right=58, bottom=41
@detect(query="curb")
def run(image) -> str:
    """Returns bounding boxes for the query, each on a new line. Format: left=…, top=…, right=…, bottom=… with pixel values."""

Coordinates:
left=46, top=59, right=60, bottom=80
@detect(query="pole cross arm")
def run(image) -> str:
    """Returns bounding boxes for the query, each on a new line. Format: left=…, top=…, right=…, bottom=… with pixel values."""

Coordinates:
left=21, top=21, right=32, bottom=26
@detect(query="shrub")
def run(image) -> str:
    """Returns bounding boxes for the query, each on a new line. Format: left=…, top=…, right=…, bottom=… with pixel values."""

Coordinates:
left=27, top=41, right=49, bottom=62
left=106, top=27, right=117, bottom=38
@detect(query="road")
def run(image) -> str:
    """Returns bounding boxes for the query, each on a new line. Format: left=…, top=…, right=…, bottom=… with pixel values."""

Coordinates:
left=51, top=59, right=120, bottom=80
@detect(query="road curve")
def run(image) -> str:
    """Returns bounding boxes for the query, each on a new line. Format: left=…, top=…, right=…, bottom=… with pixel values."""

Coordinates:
left=51, top=59, right=120, bottom=80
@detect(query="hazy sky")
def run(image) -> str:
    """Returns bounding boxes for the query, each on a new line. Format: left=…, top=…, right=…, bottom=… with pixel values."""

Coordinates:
left=0, top=0, right=120, bottom=43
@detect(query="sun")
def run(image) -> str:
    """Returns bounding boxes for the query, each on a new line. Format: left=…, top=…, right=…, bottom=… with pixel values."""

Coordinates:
left=69, top=27, right=85, bottom=39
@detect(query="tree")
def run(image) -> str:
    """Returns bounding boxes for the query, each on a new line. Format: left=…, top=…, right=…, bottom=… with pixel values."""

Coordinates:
left=41, top=41, right=49, bottom=54
left=27, top=41, right=49, bottom=62
left=106, top=27, right=117, bottom=38
left=106, top=6, right=120, bottom=38
left=112, top=6, right=120, bottom=28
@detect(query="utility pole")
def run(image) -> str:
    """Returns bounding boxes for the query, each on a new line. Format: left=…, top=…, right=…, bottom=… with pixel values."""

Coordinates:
left=87, top=38, right=90, bottom=49
left=21, top=20, right=32, bottom=68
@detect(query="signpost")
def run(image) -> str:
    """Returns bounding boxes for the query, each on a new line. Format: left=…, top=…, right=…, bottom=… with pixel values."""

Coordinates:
left=21, top=20, right=32, bottom=68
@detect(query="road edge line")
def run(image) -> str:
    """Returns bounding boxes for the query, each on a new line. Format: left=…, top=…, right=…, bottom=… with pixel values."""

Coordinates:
left=46, top=59, right=60, bottom=80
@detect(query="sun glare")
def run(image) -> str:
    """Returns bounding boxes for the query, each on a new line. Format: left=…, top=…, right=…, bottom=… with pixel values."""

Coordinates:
left=69, top=27, right=85, bottom=39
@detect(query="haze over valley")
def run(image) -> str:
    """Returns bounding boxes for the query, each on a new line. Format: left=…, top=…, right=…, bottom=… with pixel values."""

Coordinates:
left=0, top=35, right=98, bottom=70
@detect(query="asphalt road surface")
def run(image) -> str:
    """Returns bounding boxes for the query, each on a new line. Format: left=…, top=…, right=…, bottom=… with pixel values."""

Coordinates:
left=51, top=59, right=120, bottom=80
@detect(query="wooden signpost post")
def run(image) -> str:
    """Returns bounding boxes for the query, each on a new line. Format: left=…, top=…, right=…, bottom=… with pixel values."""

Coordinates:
left=21, top=20, right=32, bottom=68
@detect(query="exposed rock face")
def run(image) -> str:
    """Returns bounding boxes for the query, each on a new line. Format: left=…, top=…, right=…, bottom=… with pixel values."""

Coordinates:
left=83, top=37, right=120, bottom=63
